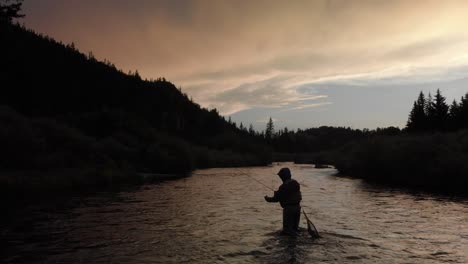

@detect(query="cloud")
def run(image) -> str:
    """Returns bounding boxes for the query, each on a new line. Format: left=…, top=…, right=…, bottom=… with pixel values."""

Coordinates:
left=281, top=102, right=333, bottom=112
left=207, top=75, right=328, bottom=114
left=23, top=0, right=468, bottom=116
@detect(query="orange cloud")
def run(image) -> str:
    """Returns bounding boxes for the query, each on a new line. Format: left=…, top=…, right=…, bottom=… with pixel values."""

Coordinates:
left=23, top=0, right=468, bottom=114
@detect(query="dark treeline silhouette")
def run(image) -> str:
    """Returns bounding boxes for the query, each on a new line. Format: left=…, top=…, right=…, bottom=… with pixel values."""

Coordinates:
left=257, top=118, right=401, bottom=163
left=260, top=88, right=468, bottom=194
left=311, top=90, right=468, bottom=194
left=407, top=89, right=468, bottom=132
left=0, top=7, right=271, bottom=195
left=333, top=130, right=468, bottom=194
left=271, top=126, right=401, bottom=153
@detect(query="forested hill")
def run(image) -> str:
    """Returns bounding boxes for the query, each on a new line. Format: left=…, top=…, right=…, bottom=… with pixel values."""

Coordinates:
left=0, top=22, right=271, bottom=175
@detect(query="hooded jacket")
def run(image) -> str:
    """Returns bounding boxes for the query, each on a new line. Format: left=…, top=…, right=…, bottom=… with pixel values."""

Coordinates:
left=266, top=169, right=302, bottom=208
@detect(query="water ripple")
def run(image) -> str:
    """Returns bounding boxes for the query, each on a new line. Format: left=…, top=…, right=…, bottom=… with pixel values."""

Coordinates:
left=1, top=163, right=467, bottom=263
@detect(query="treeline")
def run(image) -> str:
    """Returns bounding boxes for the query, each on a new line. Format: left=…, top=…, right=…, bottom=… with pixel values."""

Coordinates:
left=321, top=90, right=468, bottom=194
left=242, top=117, right=401, bottom=162
left=407, top=89, right=468, bottom=132
left=244, top=89, right=468, bottom=194
left=332, top=130, right=468, bottom=194
left=0, top=105, right=268, bottom=173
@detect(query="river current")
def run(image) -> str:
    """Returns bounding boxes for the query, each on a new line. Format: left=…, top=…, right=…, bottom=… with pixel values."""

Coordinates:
left=2, top=163, right=467, bottom=263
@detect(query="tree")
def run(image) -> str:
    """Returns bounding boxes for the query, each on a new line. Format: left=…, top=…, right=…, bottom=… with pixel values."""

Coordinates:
left=406, top=91, right=427, bottom=132
left=248, top=124, right=255, bottom=136
left=448, top=100, right=460, bottom=130
left=265, top=117, right=275, bottom=140
left=431, top=89, right=449, bottom=131
left=0, top=0, right=24, bottom=24
left=134, top=70, right=141, bottom=80
left=425, top=92, right=433, bottom=114
left=459, top=93, right=468, bottom=129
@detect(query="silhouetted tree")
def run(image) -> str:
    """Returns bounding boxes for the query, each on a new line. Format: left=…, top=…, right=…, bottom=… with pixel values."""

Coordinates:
left=459, top=93, right=468, bottom=129
left=430, top=89, right=449, bottom=131
left=134, top=70, right=141, bottom=80
left=406, top=91, right=427, bottom=132
left=265, top=117, right=275, bottom=141
left=248, top=124, right=255, bottom=136
left=448, top=100, right=460, bottom=130
left=425, top=92, right=434, bottom=123
left=407, top=90, right=468, bottom=132
left=0, top=0, right=24, bottom=23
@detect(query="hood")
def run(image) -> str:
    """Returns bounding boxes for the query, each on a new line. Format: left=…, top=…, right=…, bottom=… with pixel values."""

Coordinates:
left=277, top=167, right=291, bottom=182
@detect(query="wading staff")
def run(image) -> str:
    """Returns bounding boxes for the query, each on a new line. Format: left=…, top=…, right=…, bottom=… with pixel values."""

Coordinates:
left=235, top=169, right=320, bottom=238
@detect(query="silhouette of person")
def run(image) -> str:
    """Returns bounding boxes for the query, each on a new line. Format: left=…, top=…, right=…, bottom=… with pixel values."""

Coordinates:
left=264, top=167, right=302, bottom=235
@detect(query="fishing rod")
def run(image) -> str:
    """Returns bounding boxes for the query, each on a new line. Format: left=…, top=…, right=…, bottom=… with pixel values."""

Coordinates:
left=236, top=169, right=275, bottom=191
left=235, top=168, right=320, bottom=238
left=236, top=169, right=310, bottom=189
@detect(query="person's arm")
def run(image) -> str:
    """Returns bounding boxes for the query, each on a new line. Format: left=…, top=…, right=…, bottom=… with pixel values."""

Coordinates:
left=264, top=187, right=284, bottom=203
left=264, top=192, right=278, bottom=202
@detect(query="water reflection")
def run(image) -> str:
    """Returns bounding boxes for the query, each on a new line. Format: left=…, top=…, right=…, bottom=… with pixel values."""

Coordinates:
left=1, top=163, right=467, bottom=263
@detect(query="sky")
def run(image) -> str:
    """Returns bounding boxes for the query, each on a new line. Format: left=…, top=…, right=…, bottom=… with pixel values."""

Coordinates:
left=21, top=0, right=468, bottom=130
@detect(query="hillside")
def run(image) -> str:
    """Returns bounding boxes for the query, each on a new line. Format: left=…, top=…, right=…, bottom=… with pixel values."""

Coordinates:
left=0, top=21, right=271, bottom=183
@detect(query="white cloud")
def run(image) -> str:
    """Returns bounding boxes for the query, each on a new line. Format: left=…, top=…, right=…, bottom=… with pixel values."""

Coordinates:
left=281, top=102, right=333, bottom=111
left=203, top=75, right=328, bottom=115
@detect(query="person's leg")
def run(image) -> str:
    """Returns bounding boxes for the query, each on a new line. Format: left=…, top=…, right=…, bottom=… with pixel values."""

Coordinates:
left=282, top=207, right=297, bottom=235
left=293, top=206, right=301, bottom=231
left=282, top=208, right=289, bottom=232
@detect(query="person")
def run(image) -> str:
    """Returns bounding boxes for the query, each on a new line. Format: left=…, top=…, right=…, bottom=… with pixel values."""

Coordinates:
left=264, top=167, right=302, bottom=235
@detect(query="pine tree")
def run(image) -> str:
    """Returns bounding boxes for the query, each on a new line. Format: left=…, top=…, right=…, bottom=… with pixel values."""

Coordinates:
left=431, top=89, right=449, bottom=131
left=448, top=100, right=460, bottom=130
left=0, top=0, right=24, bottom=23
left=424, top=92, right=435, bottom=130
left=406, top=91, right=427, bottom=132
left=459, top=93, right=468, bottom=129
left=265, top=117, right=275, bottom=140
left=134, top=70, right=141, bottom=80
left=248, top=124, right=255, bottom=136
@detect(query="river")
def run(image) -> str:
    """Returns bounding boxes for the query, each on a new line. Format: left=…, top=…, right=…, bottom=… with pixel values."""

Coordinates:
left=2, top=163, right=467, bottom=263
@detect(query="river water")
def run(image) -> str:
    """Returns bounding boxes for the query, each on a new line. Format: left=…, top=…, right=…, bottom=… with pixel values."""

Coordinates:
left=2, top=163, right=467, bottom=263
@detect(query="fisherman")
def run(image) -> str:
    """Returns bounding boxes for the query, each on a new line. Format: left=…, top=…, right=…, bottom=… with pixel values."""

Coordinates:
left=264, top=167, right=302, bottom=235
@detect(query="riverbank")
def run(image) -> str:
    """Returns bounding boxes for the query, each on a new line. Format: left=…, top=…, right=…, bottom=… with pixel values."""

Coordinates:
left=324, top=131, right=468, bottom=195
left=289, top=130, right=468, bottom=196
left=0, top=168, right=190, bottom=205
left=0, top=158, right=273, bottom=204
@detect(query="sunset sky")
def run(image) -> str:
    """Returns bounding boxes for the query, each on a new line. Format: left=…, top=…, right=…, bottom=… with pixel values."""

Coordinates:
left=22, top=0, right=468, bottom=130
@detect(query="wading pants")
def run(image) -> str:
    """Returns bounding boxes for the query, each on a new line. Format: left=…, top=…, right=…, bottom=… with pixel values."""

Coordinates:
left=283, top=204, right=301, bottom=234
